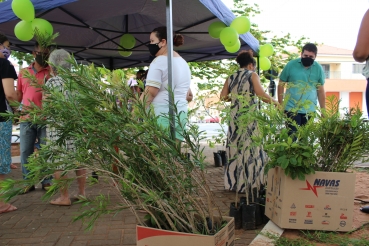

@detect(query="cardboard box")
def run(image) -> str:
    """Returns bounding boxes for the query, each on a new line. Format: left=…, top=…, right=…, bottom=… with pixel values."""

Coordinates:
left=136, top=216, right=235, bottom=246
left=265, top=167, right=355, bottom=231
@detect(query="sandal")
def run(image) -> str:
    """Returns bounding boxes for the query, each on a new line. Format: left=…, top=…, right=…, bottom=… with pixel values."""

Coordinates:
left=50, top=197, right=71, bottom=206
left=10, top=164, right=18, bottom=169
left=0, top=204, right=17, bottom=214
left=72, top=194, right=86, bottom=201
left=360, top=206, right=369, bottom=214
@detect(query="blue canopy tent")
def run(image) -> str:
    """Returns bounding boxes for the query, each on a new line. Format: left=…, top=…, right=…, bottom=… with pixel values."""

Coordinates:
left=0, top=0, right=259, bottom=69
left=0, top=0, right=260, bottom=139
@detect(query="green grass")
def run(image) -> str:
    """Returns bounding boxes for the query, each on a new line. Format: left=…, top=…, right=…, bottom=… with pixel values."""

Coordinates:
left=262, top=223, right=369, bottom=246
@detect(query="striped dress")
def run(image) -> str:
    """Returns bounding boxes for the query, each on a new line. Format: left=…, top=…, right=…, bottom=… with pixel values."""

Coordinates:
left=224, top=68, right=266, bottom=194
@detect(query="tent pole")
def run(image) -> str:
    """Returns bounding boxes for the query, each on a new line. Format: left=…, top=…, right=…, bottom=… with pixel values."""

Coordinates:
left=166, top=0, right=175, bottom=140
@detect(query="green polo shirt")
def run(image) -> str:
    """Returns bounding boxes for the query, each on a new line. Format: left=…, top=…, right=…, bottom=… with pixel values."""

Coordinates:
left=280, top=58, right=325, bottom=113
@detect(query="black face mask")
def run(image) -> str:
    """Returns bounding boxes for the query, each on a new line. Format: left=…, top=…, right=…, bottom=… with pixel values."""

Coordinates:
left=301, top=57, right=314, bottom=67
left=35, top=54, right=48, bottom=67
left=148, top=43, right=161, bottom=57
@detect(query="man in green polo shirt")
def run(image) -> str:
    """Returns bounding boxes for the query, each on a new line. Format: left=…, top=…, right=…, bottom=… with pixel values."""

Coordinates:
left=277, top=43, right=325, bottom=133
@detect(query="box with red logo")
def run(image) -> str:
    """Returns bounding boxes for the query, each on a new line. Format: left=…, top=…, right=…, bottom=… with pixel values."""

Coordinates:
left=265, top=167, right=355, bottom=231
left=136, top=216, right=235, bottom=246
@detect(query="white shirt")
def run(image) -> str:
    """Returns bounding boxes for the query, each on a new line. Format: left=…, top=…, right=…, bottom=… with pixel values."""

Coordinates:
left=146, top=56, right=191, bottom=109
left=363, top=58, right=369, bottom=79
left=127, top=77, right=138, bottom=87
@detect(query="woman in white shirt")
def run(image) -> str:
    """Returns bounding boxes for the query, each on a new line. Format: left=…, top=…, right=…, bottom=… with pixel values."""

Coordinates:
left=142, top=26, right=191, bottom=140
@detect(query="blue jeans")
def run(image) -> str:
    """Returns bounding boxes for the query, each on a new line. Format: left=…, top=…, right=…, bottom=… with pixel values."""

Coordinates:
left=20, top=122, right=51, bottom=184
left=285, top=111, right=310, bottom=136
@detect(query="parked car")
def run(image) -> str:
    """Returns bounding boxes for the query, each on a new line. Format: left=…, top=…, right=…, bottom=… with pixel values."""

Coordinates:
left=204, top=116, right=219, bottom=123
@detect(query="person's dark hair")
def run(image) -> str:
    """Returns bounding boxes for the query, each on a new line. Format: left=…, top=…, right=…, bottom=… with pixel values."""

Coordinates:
left=152, top=26, right=184, bottom=47
left=34, top=41, right=52, bottom=51
left=136, top=69, right=146, bottom=79
left=302, top=43, right=318, bottom=56
left=236, top=50, right=256, bottom=68
left=0, top=32, right=8, bottom=45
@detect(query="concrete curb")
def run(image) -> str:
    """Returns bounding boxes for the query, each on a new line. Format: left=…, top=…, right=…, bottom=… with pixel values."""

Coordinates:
left=249, top=221, right=284, bottom=246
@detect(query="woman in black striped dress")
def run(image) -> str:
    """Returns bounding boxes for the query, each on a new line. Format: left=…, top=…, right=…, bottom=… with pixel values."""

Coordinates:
left=220, top=50, right=278, bottom=194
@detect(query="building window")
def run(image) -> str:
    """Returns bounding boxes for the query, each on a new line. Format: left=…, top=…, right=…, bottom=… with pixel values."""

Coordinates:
left=353, top=64, right=365, bottom=74
left=321, top=64, right=330, bottom=79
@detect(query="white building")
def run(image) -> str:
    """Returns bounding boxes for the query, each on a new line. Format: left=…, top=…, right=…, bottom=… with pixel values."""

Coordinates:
left=316, top=45, right=367, bottom=117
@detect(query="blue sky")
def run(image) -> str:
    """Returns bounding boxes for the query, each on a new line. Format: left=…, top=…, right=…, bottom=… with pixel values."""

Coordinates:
left=222, top=0, right=369, bottom=50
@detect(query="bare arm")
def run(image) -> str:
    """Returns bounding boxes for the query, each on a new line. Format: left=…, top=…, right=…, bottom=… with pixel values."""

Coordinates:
left=16, top=90, right=23, bottom=102
left=277, top=81, right=286, bottom=104
left=140, top=85, right=159, bottom=108
left=250, top=73, right=278, bottom=105
left=317, top=85, right=326, bottom=109
left=186, top=88, right=193, bottom=102
left=353, top=9, right=369, bottom=62
left=220, top=78, right=230, bottom=101
left=3, top=78, right=18, bottom=102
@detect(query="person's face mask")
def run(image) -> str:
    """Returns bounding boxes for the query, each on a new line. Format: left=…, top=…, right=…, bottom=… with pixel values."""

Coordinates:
left=301, top=57, right=314, bottom=67
left=34, top=52, right=49, bottom=67
left=0, top=44, right=11, bottom=60
left=148, top=43, right=161, bottom=57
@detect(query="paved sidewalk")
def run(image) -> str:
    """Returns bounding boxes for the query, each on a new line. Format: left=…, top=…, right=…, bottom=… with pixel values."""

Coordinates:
left=0, top=143, right=261, bottom=246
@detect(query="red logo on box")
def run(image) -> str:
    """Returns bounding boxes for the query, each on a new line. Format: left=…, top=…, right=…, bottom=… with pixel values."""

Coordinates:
left=340, top=213, right=347, bottom=220
left=322, top=220, right=330, bottom=225
left=305, top=205, right=314, bottom=208
left=290, top=212, right=296, bottom=216
left=300, top=180, right=323, bottom=197
left=307, top=212, right=312, bottom=217
left=324, top=205, right=331, bottom=210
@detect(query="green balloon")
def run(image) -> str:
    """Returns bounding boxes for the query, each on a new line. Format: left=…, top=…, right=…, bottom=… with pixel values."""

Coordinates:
left=208, top=21, right=226, bottom=39
left=12, top=0, right=35, bottom=22
left=259, top=43, right=274, bottom=57
left=230, top=16, right=250, bottom=34
left=14, top=20, right=34, bottom=41
left=120, top=34, right=136, bottom=49
left=220, top=27, right=239, bottom=47
left=225, top=39, right=241, bottom=53
left=118, top=50, right=132, bottom=57
left=259, top=57, right=271, bottom=70
left=32, top=18, right=53, bottom=36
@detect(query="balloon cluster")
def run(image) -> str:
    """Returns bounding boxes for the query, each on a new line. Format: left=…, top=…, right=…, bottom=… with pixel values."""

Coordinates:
left=118, top=34, right=135, bottom=57
left=12, top=0, right=54, bottom=41
left=208, top=16, right=250, bottom=53
left=258, top=43, right=274, bottom=70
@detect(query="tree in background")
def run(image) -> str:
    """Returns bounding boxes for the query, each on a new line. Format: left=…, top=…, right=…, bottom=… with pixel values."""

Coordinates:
left=188, top=0, right=311, bottom=146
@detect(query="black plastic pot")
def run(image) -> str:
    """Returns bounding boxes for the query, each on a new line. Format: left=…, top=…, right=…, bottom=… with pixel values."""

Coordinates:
left=240, top=197, right=262, bottom=226
left=213, top=152, right=222, bottom=167
left=259, top=197, right=269, bottom=224
left=241, top=203, right=256, bottom=230
left=218, top=150, right=228, bottom=166
left=240, top=196, right=247, bottom=205
left=253, top=198, right=262, bottom=226
left=92, top=171, right=99, bottom=180
left=229, top=202, right=242, bottom=229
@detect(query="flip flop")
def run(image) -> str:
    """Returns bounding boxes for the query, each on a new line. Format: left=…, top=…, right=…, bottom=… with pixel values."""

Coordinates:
left=72, top=195, right=86, bottom=201
left=360, top=206, right=369, bottom=214
left=354, top=198, right=369, bottom=204
left=10, top=163, right=18, bottom=169
left=50, top=198, right=71, bottom=206
left=0, top=204, right=17, bottom=214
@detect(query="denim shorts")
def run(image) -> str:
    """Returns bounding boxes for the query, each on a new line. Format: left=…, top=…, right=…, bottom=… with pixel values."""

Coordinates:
left=0, top=120, right=12, bottom=174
